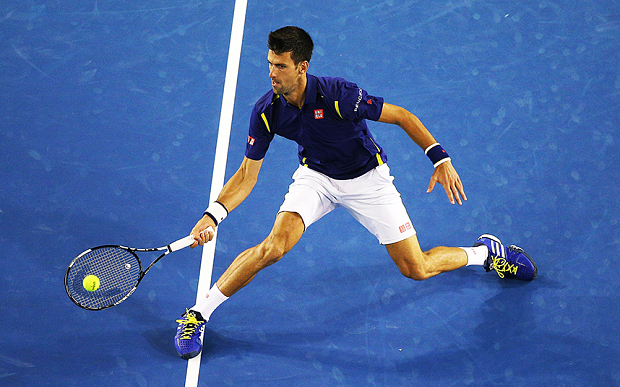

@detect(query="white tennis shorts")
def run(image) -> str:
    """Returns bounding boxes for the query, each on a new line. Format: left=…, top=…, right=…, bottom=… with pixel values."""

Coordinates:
left=279, top=164, right=416, bottom=245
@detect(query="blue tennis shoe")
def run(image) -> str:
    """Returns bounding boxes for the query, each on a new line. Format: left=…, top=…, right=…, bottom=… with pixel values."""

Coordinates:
left=475, top=234, right=537, bottom=281
left=174, top=309, right=206, bottom=359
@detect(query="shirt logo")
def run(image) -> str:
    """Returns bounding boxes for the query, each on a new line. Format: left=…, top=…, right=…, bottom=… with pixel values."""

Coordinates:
left=354, top=88, right=363, bottom=112
left=248, top=135, right=255, bottom=146
left=399, top=222, right=412, bottom=233
left=314, top=109, right=324, bottom=119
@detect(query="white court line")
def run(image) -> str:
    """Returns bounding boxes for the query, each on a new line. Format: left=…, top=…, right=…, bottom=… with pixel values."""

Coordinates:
left=185, top=0, right=248, bottom=386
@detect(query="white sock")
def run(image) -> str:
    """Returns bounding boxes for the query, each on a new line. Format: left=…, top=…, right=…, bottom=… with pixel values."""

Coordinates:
left=460, top=245, right=488, bottom=266
left=190, top=284, right=229, bottom=322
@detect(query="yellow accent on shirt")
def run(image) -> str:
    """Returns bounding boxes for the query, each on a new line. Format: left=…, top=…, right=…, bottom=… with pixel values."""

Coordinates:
left=376, top=153, right=384, bottom=165
left=334, top=101, right=343, bottom=119
left=369, top=137, right=383, bottom=165
left=261, top=113, right=270, bottom=133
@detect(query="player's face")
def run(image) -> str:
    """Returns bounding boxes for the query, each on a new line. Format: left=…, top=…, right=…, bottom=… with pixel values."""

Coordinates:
left=267, top=50, right=306, bottom=96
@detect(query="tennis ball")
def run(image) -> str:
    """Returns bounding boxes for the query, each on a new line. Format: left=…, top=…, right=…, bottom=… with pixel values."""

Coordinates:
left=83, top=275, right=100, bottom=291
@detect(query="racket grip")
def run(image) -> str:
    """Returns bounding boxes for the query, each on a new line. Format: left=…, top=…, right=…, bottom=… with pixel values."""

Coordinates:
left=169, top=235, right=196, bottom=252
left=170, top=227, right=215, bottom=251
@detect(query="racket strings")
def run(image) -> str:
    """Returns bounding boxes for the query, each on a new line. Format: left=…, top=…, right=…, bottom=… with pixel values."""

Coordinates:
left=67, top=247, right=141, bottom=309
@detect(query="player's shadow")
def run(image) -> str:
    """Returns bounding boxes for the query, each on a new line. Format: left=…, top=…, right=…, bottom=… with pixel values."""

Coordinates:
left=143, top=325, right=255, bottom=359
left=142, top=260, right=565, bottom=381
left=392, top=275, right=595, bottom=384
left=202, top=275, right=564, bottom=375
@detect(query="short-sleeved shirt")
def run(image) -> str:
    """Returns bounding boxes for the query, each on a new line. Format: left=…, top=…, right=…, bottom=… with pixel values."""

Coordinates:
left=245, top=74, right=387, bottom=180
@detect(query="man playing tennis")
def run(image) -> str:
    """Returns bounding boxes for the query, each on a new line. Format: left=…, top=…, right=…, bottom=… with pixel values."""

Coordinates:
left=174, top=26, right=537, bottom=359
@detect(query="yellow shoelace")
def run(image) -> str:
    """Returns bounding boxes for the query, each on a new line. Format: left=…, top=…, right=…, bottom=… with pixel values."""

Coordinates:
left=491, top=256, right=518, bottom=279
left=176, top=309, right=203, bottom=340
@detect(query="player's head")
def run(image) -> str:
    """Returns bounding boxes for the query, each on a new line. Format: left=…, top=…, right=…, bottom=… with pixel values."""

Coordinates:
left=268, top=26, right=314, bottom=66
left=267, top=27, right=313, bottom=97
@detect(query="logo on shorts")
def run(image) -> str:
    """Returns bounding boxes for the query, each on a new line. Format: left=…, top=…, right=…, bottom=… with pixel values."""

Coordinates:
left=248, top=135, right=255, bottom=146
left=399, top=222, right=412, bottom=233
left=314, top=109, right=324, bottom=119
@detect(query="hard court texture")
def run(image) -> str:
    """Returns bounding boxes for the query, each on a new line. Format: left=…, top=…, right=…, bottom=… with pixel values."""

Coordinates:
left=0, top=0, right=618, bottom=386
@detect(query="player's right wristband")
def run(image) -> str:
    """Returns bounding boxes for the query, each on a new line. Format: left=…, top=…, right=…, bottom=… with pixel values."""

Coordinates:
left=424, top=143, right=451, bottom=168
left=203, top=201, right=228, bottom=226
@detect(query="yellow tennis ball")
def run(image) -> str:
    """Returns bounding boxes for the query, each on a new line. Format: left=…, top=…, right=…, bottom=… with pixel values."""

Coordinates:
left=83, top=275, right=100, bottom=291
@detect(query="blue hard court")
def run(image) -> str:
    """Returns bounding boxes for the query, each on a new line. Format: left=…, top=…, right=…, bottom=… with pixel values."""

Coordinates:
left=1, top=0, right=619, bottom=386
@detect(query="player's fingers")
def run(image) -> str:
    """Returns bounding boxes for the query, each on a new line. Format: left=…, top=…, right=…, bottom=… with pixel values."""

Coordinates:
left=197, top=230, right=207, bottom=245
left=427, top=178, right=437, bottom=194
left=205, top=226, right=215, bottom=242
left=444, top=184, right=456, bottom=205
left=448, top=177, right=462, bottom=205
left=197, top=226, right=215, bottom=244
left=202, top=226, right=215, bottom=243
left=453, top=186, right=463, bottom=205
left=189, top=233, right=200, bottom=248
left=450, top=176, right=466, bottom=205
left=457, top=179, right=467, bottom=202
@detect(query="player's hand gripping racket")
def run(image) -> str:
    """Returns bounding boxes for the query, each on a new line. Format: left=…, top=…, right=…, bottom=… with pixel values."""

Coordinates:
left=64, top=228, right=213, bottom=311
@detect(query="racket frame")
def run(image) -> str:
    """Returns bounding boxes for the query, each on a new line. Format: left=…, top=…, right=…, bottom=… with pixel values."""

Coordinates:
left=65, top=235, right=195, bottom=311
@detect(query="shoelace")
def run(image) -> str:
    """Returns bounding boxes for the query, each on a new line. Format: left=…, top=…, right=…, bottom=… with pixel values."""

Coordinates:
left=176, top=309, right=204, bottom=340
left=490, top=256, right=519, bottom=278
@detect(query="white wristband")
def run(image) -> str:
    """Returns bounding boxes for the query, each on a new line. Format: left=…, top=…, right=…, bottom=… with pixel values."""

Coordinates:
left=204, top=201, right=228, bottom=226
left=424, top=142, right=441, bottom=155
left=424, top=142, right=451, bottom=168
left=433, top=157, right=452, bottom=168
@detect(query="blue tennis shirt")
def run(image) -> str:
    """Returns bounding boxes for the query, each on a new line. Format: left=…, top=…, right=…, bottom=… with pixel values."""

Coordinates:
left=245, top=74, right=388, bottom=180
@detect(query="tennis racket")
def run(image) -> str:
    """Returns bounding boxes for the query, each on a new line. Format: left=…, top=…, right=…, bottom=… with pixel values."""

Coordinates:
left=64, top=229, right=211, bottom=311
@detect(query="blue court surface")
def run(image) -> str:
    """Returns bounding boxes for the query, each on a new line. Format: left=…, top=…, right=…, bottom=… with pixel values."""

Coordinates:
left=1, top=0, right=619, bottom=386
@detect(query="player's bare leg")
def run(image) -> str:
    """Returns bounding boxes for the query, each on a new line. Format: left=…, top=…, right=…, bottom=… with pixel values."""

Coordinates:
left=216, top=211, right=305, bottom=297
left=386, top=234, right=467, bottom=281
left=175, top=211, right=305, bottom=359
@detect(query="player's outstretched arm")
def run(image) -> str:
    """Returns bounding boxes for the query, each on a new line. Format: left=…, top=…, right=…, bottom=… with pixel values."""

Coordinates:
left=191, top=157, right=263, bottom=246
left=378, top=103, right=467, bottom=205
left=215, top=156, right=263, bottom=212
left=378, top=103, right=437, bottom=149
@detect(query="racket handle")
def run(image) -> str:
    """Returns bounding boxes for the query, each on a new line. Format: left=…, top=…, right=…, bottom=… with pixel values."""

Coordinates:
left=169, top=235, right=196, bottom=252
left=170, top=227, right=215, bottom=252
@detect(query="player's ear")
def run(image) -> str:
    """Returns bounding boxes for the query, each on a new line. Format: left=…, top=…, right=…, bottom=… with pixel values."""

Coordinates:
left=298, top=60, right=309, bottom=74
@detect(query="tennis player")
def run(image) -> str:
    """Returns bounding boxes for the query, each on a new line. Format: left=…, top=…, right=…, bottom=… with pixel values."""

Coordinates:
left=174, top=26, right=537, bottom=359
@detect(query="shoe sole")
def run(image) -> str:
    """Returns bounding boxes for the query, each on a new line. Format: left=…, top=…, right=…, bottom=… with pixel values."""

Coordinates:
left=179, top=350, right=201, bottom=360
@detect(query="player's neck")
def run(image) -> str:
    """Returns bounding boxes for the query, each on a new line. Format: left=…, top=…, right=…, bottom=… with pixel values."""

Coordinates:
left=283, top=75, right=307, bottom=109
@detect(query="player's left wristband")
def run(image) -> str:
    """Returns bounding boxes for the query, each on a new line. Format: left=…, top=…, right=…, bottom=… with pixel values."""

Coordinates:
left=203, top=201, right=228, bottom=226
left=424, top=143, right=451, bottom=168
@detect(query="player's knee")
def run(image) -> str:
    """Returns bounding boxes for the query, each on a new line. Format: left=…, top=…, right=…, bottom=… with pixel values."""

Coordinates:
left=396, top=256, right=432, bottom=281
left=257, top=237, right=287, bottom=267
left=401, top=266, right=430, bottom=281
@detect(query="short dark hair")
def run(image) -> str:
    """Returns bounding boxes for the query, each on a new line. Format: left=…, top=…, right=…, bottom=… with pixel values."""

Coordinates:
left=268, top=26, right=314, bottom=65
